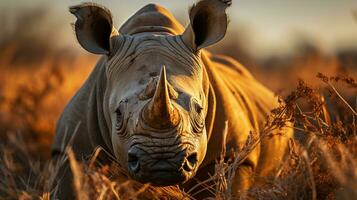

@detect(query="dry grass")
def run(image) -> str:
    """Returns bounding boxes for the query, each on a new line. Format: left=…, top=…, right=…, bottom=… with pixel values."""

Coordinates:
left=1, top=73, right=356, bottom=199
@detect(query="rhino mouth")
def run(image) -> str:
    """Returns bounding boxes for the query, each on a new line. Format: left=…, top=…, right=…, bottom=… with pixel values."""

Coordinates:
left=126, top=142, right=198, bottom=186
left=134, top=164, right=189, bottom=186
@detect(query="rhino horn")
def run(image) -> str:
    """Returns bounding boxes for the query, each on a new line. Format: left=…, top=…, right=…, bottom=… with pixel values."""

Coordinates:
left=143, top=66, right=180, bottom=129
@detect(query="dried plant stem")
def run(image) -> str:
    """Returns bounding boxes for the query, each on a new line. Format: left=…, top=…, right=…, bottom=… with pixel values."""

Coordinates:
left=352, top=97, right=357, bottom=137
left=67, top=148, right=89, bottom=200
left=328, top=82, right=357, bottom=116
left=302, top=151, right=316, bottom=200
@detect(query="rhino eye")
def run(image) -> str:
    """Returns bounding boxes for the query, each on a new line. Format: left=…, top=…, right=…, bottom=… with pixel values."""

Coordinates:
left=115, top=104, right=127, bottom=135
left=116, top=108, right=122, bottom=119
left=190, top=98, right=204, bottom=133
left=195, top=104, right=203, bottom=114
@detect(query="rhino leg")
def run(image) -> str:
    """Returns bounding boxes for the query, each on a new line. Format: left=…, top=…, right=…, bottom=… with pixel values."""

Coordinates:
left=231, top=165, right=254, bottom=198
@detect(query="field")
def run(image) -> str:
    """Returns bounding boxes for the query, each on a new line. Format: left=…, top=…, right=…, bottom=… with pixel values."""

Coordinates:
left=0, top=7, right=356, bottom=200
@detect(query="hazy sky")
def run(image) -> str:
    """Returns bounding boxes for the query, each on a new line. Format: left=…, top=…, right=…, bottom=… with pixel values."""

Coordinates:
left=1, top=0, right=357, bottom=58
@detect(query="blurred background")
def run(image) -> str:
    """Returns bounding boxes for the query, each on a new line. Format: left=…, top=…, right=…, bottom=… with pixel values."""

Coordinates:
left=0, top=0, right=356, bottom=158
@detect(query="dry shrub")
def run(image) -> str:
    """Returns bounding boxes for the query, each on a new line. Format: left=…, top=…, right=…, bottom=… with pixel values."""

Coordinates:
left=0, top=6, right=98, bottom=159
left=246, top=77, right=357, bottom=200
left=0, top=54, right=96, bottom=158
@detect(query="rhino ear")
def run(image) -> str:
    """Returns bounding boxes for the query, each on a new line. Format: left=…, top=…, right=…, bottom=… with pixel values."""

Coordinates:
left=70, top=3, right=119, bottom=55
left=182, top=0, right=231, bottom=51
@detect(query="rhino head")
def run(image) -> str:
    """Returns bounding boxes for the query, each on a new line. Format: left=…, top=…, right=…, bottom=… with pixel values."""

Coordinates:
left=70, top=0, right=230, bottom=186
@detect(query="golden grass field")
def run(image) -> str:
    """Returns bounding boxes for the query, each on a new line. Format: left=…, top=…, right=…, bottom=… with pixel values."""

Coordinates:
left=0, top=8, right=356, bottom=200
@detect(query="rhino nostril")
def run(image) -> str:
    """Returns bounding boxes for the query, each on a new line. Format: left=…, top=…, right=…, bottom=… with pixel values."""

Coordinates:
left=183, top=152, right=198, bottom=172
left=187, top=152, right=198, bottom=166
left=128, top=152, right=140, bottom=173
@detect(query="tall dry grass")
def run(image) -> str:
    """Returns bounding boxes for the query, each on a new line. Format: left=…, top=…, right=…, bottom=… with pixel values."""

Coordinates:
left=0, top=74, right=356, bottom=199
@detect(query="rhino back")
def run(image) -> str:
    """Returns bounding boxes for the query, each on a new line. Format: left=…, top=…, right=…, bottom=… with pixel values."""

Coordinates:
left=119, top=4, right=184, bottom=35
left=212, top=54, right=279, bottom=128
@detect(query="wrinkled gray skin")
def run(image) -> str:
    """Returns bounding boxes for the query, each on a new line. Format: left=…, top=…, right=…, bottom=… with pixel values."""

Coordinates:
left=52, top=0, right=293, bottom=199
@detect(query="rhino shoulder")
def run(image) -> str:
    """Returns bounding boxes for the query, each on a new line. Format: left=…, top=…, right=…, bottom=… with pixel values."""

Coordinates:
left=52, top=57, right=108, bottom=157
left=209, top=52, right=280, bottom=126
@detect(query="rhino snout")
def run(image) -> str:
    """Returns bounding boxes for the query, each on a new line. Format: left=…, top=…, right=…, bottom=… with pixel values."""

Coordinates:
left=127, top=145, right=198, bottom=186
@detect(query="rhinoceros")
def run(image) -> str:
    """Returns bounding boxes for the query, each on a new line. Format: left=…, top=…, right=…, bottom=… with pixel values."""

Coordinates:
left=52, top=0, right=293, bottom=198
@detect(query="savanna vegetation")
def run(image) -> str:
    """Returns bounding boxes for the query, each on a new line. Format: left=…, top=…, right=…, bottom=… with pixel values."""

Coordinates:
left=0, top=7, right=356, bottom=200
